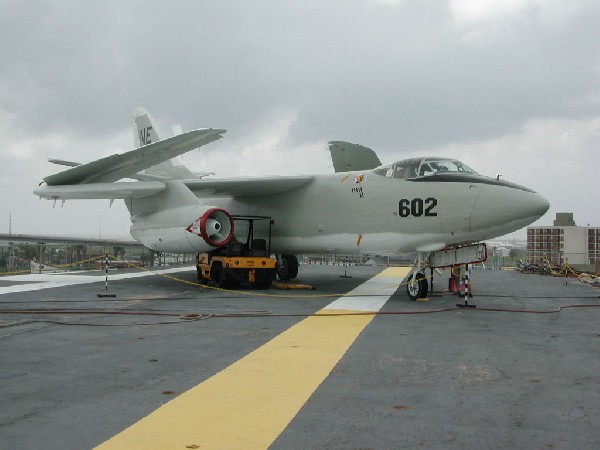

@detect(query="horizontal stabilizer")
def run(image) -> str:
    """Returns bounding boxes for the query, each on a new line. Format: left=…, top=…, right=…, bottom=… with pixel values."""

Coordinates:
left=48, top=158, right=81, bottom=167
left=329, top=141, right=382, bottom=172
left=171, top=124, right=183, bottom=136
left=34, top=181, right=166, bottom=200
left=43, top=128, right=226, bottom=186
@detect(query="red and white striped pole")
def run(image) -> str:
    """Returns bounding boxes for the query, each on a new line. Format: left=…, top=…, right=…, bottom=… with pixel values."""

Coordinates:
left=457, top=263, right=475, bottom=308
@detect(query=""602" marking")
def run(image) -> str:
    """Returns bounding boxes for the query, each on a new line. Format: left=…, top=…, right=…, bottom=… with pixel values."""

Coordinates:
left=398, top=198, right=438, bottom=217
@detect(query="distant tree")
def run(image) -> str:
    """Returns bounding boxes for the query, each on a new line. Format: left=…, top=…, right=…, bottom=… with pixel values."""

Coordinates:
left=510, top=248, right=526, bottom=259
left=17, top=244, right=39, bottom=260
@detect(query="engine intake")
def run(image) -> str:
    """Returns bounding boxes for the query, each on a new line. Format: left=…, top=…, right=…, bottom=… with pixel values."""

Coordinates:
left=130, top=205, right=235, bottom=253
left=186, top=208, right=234, bottom=247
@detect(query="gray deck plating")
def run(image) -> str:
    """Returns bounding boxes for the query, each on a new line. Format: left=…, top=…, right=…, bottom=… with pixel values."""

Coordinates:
left=1, top=266, right=599, bottom=449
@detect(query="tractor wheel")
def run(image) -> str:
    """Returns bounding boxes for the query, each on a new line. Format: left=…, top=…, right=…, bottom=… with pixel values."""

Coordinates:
left=210, top=264, right=228, bottom=289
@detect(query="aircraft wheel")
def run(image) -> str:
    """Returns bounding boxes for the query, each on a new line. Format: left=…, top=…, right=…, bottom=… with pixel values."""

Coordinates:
left=277, top=254, right=299, bottom=280
left=407, top=272, right=428, bottom=301
left=210, top=264, right=228, bottom=289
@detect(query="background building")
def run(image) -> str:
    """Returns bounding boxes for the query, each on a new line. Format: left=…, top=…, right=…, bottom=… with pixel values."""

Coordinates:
left=527, top=213, right=599, bottom=273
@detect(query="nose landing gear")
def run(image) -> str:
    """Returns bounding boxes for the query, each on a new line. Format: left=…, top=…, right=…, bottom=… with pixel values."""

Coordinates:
left=405, top=243, right=487, bottom=305
left=407, top=272, right=428, bottom=301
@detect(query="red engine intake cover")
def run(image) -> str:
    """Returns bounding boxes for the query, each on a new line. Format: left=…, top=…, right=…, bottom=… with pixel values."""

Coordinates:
left=186, top=207, right=234, bottom=247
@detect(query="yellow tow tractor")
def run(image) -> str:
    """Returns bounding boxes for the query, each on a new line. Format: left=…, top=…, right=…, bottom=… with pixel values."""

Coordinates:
left=196, top=216, right=277, bottom=289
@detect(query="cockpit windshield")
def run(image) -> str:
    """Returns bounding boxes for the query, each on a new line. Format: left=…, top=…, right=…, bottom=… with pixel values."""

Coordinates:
left=373, top=157, right=477, bottom=179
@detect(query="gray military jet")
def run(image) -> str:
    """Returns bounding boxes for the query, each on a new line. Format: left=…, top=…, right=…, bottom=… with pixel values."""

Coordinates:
left=35, top=109, right=549, bottom=299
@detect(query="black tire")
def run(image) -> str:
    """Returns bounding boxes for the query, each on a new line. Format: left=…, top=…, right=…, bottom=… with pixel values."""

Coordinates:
left=277, top=254, right=299, bottom=280
left=210, top=264, right=228, bottom=289
left=407, top=272, right=428, bottom=300
left=252, top=280, right=273, bottom=289
left=197, top=267, right=208, bottom=285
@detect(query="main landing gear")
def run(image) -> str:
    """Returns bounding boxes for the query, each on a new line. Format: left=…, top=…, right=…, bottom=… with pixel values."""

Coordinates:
left=276, top=254, right=299, bottom=280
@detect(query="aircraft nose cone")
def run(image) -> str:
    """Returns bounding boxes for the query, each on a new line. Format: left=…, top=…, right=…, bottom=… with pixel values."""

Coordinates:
left=532, top=193, right=550, bottom=218
left=470, top=185, right=550, bottom=236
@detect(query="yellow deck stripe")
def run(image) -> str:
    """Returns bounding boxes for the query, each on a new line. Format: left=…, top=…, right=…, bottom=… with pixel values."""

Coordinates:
left=95, top=267, right=410, bottom=450
left=376, top=266, right=413, bottom=278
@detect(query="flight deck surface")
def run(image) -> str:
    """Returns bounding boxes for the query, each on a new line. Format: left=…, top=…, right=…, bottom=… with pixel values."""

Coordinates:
left=1, top=265, right=599, bottom=449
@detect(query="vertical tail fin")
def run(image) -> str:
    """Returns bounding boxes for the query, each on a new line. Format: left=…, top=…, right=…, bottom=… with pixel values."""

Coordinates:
left=133, top=107, right=163, bottom=147
left=132, top=107, right=198, bottom=180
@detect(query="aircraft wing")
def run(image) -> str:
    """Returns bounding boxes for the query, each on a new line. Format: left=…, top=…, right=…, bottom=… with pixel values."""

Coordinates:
left=43, top=128, right=226, bottom=186
left=185, top=176, right=313, bottom=198
left=34, top=181, right=166, bottom=200
left=34, top=176, right=313, bottom=201
left=329, top=141, right=382, bottom=172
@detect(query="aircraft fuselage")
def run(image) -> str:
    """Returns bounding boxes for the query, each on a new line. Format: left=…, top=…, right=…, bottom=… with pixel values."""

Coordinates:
left=188, top=170, right=548, bottom=256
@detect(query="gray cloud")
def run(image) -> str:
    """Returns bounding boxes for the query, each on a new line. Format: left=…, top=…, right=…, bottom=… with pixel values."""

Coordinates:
left=2, top=1, right=597, bottom=143
left=1, top=0, right=599, bottom=235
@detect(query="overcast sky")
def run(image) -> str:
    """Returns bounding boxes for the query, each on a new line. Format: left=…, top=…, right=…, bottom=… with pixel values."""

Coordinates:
left=1, top=0, right=599, bottom=241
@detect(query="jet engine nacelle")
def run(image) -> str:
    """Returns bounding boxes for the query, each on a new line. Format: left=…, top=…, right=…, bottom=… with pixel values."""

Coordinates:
left=130, top=205, right=234, bottom=253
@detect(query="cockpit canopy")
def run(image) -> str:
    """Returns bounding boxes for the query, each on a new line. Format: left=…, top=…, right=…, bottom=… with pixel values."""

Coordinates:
left=373, top=157, right=477, bottom=180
